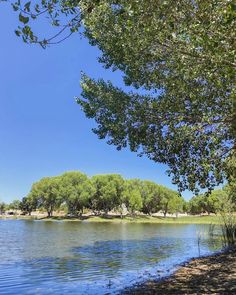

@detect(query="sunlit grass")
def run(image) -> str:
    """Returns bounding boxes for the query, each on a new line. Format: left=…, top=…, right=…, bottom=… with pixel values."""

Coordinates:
left=85, top=215, right=222, bottom=224
left=0, top=214, right=222, bottom=224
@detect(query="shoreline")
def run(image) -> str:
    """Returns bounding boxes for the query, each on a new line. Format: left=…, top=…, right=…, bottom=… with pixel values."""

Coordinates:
left=0, top=214, right=222, bottom=224
left=122, top=247, right=236, bottom=294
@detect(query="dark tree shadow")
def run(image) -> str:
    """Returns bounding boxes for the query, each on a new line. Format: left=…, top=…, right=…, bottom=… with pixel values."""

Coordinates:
left=122, top=248, right=236, bottom=295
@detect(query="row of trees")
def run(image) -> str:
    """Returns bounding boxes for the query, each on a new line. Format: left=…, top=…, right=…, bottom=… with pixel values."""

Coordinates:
left=187, top=187, right=236, bottom=215
left=0, top=200, right=21, bottom=214
left=1, top=171, right=185, bottom=217
left=2, top=172, right=234, bottom=218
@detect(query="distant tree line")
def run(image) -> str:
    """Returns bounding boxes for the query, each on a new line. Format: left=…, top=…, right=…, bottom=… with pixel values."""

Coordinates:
left=1, top=172, right=234, bottom=218
left=187, top=187, right=235, bottom=215
left=1, top=171, right=185, bottom=217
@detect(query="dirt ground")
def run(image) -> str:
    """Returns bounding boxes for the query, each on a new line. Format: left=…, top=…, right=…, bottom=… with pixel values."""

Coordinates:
left=122, top=248, right=236, bottom=295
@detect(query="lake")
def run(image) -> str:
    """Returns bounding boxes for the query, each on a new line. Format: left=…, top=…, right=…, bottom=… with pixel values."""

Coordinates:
left=0, top=220, right=222, bottom=294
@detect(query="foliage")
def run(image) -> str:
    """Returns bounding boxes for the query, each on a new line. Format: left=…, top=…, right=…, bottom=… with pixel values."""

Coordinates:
left=8, top=199, right=21, bottom=211
left=225, top=155, right=236, bottom=203
left=168, top=194, right=185, bottom=216
left=188, top=187, right=233, bottom=215
left=187, top=195, right=204, bottom=215
left=28, top=176, right=62, bottom=217
left=77, top=1, right=235, bottom=193
left=60, top=171, right=94, bottom=216
left=19, top=196, right=37, bottom=215
left=0, top=202, right=7, bottom=214
left=90, top=174, right=124, bottom=214
left=141, top=180, right=162, bottom=215
left=19, top=171, right=188, bottom=216
left=2, top=172, right=234, bottom=219
left=123, top=179, right=143, bottom=214
left=158, top=187, right=180, bottom=217
left=220, top=197, right=236, bottom=246
left=3, top=0, right=235, bottom=193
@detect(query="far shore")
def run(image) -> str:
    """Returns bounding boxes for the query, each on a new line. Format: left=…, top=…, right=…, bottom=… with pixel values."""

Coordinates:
left=0, top=213, right=223, bottom=224
left=121, top=247, right=236, bottom=294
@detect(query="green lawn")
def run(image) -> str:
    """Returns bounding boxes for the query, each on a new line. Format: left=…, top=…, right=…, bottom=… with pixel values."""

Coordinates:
left=0, top=214, right=222, bottom=224
left=39, top=214, right=222, bottom=224
left=84, top=215, right=222, bottom=224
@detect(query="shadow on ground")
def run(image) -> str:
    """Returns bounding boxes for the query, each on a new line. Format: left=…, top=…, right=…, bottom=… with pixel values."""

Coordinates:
left=122, top=248, right=236, bottom=295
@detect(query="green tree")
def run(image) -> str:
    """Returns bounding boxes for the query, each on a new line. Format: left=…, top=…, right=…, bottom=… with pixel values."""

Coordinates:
left=8, top=199, right=21, bottom=211
left=77, top=1, right=235, bottom=193
left=59, top=171, right=94, bottom=216
left=141, top=181, right=161, bottom=215
left=203, top=190, right=227, bottom=214
left=19, top=196, right=37, bottom=215
left=5, top=0, right=235, bottom=193
left=28, top=176, right=62, bottom=217
left=90, top=174, right=124, bottom=214
left=188, top=195, right=205, bottom=215
left=187, top=191, right=225, bottom=215
left=168, top=194, right=185, bottom=217
left=159, top=187, right=178, bottom=217
left=123, top=179, right=143, bottom=215
left=225, top=156, right=236, bottom=204
left=0, top=202, right=6, bottom=214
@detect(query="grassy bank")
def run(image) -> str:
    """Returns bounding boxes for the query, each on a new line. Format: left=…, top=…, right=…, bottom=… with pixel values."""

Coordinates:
left=85, top=215, right=222, bottom=224
left=0, top=214, right=222, bottom=224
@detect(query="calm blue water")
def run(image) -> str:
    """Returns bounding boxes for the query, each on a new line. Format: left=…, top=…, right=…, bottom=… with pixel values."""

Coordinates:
left=0, top=220, right=222, bottom=294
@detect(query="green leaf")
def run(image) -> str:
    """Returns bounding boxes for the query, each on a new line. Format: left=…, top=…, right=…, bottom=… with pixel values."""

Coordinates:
left=14, top=30, right=21, bottom=37
left=19, top=13, right=29, bottom=24
left=12, top=4, right=19, bottom=11
left=24, top=1, right=31, bottom=13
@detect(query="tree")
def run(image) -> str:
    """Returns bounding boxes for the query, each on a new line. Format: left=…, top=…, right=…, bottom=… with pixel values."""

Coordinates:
left=0, top=202, right=6, bottom=214
left=141, top=181, right=161, bottom=215
left=187, top=189, right=228, bottom=215
left=168, top=194, right=185, bottom=217
left=90, top=174, right=124, bottom=214
left=28, top=176, right=62, bottom=217
left=77, top=1, right=235, bottom=194
left=123, top=179, right=143, bottom=215
left=225, top=156, right=236, bottom=203
left=19, top=196, right=37, bottom=215
left=187, top=195, right=204, bottom=215
left=158, top=187, right=178, bottom=217
left=202, top=190, right=226, bottom=214
left=4, top=0, right=235, bottom=193
left=8, top=199, right=21, bottom=211
left=59, top=171, right=94, bottom=216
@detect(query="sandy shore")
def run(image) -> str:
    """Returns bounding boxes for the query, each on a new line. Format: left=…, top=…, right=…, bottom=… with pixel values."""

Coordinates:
left=122, top=247, right=236, bottom=294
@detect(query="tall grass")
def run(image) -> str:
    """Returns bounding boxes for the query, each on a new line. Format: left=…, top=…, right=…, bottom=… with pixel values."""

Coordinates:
left=221, top=213, right=236, bottom=247
left=220, top=197, right=236, bottom=247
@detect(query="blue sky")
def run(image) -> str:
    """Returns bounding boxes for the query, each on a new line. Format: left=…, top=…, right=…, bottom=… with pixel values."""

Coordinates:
left=0, top=4, right=192, bottom=202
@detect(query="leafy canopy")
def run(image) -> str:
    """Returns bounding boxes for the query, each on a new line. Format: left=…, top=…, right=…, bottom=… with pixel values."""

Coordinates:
left=5, top=0, right=236, bottom=193
left=78, top=0, right=235, bottom=193
left=28, top=176, right=62, bottom=216
left=60, top=171, right=94, bottom=215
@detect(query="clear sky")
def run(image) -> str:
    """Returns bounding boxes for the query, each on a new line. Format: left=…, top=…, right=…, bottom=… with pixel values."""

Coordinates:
left=0, top=3, right=192, bottom=202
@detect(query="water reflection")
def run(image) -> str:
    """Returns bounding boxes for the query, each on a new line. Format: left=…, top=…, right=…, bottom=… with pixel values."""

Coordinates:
left=0, top=221, right=222, bottom=294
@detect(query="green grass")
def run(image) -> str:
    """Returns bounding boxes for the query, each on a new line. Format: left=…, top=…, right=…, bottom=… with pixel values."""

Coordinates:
left=39, top=214, right=222, bottom=224
left=84, top=215, right=222, bottom=224
left=0, top=214, right=222, bottom=224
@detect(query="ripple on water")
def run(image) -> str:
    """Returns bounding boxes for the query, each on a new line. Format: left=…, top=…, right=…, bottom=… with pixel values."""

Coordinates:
left=0, top=221, right=222, bottom=294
